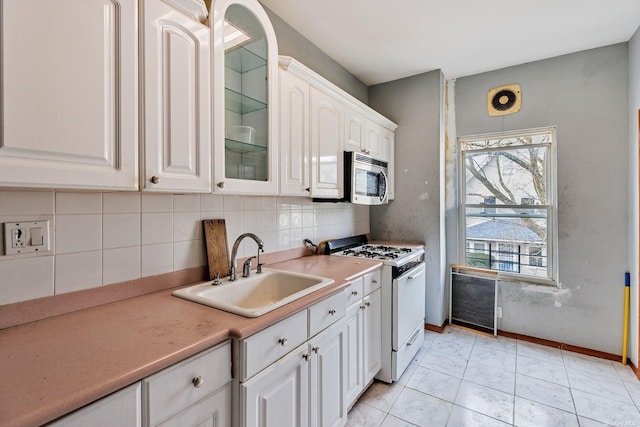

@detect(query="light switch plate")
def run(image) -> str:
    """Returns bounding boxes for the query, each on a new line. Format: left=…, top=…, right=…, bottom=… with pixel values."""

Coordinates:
left=3, top=221, right=51, bottom=255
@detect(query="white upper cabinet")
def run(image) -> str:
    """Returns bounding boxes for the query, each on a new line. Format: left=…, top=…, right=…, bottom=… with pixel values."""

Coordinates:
left=279, top=56, right=397, bottom=199
left=141, top=0, right=212, bottom=193
left=279, top=69, right=310, bottom=196
left=344, top=108, right=365, bottom=154
left=212, top=0, right=279, bottom=194
left=310, top=88, right=344, bottom=199
left=0, top=0, right=138, bottom=190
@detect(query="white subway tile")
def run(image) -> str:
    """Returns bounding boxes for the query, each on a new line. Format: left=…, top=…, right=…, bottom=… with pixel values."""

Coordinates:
left=277, top=229, right=291, bottom=250
left=103, top=213, right=140, bottom=249
left=277, top=211, right=290, bottom=230
left=0, top=191, right=54, bottom=215
left=290, top=228, right=303, bottom=248
left=261, top=231, right=277, bottom=253
left=243, top=211, right=262, bottom=234
left=142, top=213, right=173, bottom=245
left=224, top=195, right=243, bottom=211
left=56, top=192, right=102, bottom=214
left=142, top=194, right=173, bottom=213
left=290, top=210, right=303, bottom=228
left=288, top=197, right=303, bottom=210
left=303, top=211, right=315, bottom=228
left=174, top=240, right=206, bottom=270
left=174, top=195, right=200, bottom=212
left=0, top=256, right=54, bottom=304
left=103, top=193, right=141, bottom=213
left=173, top=212, right=203, bottom=242
left=141, top=243, right=173, bottom=277
left=55, top=251, right=102, bottom=294
left=243, top=196, right=262, bottom=211
left=224, top=211, right=244, bottom=248
left=302, top=197, right=313, bottom=210
left=276, top=197, right=291, bottom=210
left=261, top=210, right=277, bottom=232
left=261, top=196, right=276, bottom=211
left=103, top=247, right=141, bottom=285
left=201, top=211, right=224, bottom=221
left=56, top=214, right=102, bottom=254
left=201, top=194, right=224, bottom=212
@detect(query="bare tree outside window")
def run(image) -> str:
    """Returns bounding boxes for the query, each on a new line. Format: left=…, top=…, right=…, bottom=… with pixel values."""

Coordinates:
left=460, top=129, right=556, bottom=280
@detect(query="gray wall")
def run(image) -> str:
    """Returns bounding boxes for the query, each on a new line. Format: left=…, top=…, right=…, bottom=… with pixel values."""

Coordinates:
left=628, top=27, right=640, bottom=365
left=368, top=71, right=447, bottom=326
left=262, top=5, right=368, bottom=104
left=454, top=44, right=629, bottom=354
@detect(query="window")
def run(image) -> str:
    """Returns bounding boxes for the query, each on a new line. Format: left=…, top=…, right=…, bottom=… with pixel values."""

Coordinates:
left=459, top=128, right=557, bottom=282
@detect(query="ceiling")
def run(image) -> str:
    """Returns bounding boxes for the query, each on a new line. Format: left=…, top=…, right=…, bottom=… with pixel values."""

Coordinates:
left=260, top=0, right=640, bottom=86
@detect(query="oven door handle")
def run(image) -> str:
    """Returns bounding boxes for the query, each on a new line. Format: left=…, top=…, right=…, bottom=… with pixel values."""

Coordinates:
left=406, top=328, right=421, bottom=347
left=407, top=265, right=425, bottom=280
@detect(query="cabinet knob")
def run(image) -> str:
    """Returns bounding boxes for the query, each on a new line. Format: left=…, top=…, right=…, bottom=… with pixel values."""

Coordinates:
left=303, top=353, right=310, bottom=361
left=351, top=290, right=358, bottom=296
left=371, top=279, right=377, bottom=284
left=217, top=181, right=225, bottom=188
left=365, top=302, right=371, bottom=307
left=312, top=346, right=320, bottom=353
left=278, top=337, right=288, bottom=346
left=305, top=187, right=310, bottom=192
left=328, top=309, right=337, bottom=315
left=360, top=305, right=365, bottom=310
left=192, top=376, right=205, bottom=388
left=150, top=176, right=160, bottom=184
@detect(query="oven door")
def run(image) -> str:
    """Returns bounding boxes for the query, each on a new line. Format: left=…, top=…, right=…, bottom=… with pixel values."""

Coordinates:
left=392, top=263, right=426, bottom=350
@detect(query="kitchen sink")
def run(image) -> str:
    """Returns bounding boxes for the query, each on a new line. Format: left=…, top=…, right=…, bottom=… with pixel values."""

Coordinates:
left=172, top=269, right=334, bottom=317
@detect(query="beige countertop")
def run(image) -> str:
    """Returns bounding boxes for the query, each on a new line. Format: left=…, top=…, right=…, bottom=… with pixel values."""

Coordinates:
left=0, top=255, right=382, bottom=427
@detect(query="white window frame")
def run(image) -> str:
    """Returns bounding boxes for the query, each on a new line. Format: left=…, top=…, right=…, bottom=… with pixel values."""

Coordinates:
left=458, top=127, right=558, bottom=285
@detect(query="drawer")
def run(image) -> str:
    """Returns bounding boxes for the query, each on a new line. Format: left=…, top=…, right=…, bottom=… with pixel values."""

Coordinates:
left=345, top=276, right=364, bottom=307
left=240, top=309, right=308, bottom=381
left=363, top=269, right=381, bottom=295
left=308, top=290, right=347, bottom=337
left=143, top=340, right=231, bottom=426
left=392, top=323, right=424, bottom=381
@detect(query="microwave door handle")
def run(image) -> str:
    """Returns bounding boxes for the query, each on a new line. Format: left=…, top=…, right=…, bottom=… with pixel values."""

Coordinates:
left=378, top=170, right=388, bottom=201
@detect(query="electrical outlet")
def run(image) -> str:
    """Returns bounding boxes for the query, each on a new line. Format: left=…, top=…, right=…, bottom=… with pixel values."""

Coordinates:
left=3, top=221, right=51, bottom=256
left=496, top=306, right=503, bottom=318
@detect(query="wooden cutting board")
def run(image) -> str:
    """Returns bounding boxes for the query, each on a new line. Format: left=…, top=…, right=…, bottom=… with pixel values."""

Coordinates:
left=203, top=219, right=230, bottom=280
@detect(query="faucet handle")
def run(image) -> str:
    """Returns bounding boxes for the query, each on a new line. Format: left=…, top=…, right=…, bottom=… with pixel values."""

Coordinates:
left=212, top=272, right=222, bottom=286
left=243, top=256, right=256, bottom=278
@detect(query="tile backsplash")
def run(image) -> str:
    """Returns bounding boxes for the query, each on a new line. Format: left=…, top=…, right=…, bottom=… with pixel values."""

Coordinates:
left=0, top=190, right=369, bottom=305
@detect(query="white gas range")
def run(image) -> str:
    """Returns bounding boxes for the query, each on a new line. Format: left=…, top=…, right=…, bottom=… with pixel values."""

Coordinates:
left=326, top=235, right=426, bottom=383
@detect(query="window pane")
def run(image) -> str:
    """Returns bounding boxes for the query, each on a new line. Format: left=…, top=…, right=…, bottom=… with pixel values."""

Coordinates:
left=460, top=132, right=552, bottom=151
left=465, top=211, right=548, bottom=277
left=464, top=147, right=548, bottom=205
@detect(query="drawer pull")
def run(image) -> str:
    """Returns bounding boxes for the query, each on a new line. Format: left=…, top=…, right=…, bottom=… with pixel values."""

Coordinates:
left=360, top=305, right=365, bottom=310
left=365, top=302, right=371, bottom=307
left=303, top=353, right=310, bottom=361
left=328, top=309, right=337, bottom=315
left=192, top=376, right=205, bottom=388
left=312, top=346, right=320, bottom=353
left=371, top=279, right=378, bottom=284
left=278, top=337, right=288, bottom=346
left=351, top=290, right=359, bottom=296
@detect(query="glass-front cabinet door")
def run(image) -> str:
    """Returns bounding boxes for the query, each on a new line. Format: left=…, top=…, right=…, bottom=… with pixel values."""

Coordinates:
left=212, top=0, right=278, bottom=194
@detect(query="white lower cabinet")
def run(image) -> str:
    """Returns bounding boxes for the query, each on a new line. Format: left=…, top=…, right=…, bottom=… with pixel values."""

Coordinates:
left=344, top=270, right=382, bottom=409
left=238, top=290, right=348, bottom=427
left=48, top=383, right=141, bottom=427
left=143, top=341, right=232, bottom=427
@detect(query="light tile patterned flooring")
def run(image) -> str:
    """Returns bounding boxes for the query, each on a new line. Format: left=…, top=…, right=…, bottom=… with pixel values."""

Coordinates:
left=346, top=326, right=640, bottom=426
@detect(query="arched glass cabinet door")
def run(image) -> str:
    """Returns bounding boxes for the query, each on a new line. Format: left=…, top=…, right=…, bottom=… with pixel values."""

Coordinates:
left=212, top=0, right=279, bottom=194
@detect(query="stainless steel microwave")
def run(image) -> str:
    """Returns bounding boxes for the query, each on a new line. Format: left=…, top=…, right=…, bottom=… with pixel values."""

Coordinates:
left=344, top=151, right=389, bottom=205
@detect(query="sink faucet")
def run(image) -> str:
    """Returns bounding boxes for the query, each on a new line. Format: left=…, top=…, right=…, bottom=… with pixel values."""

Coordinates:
left=230, top=233, right=264, bottom=281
